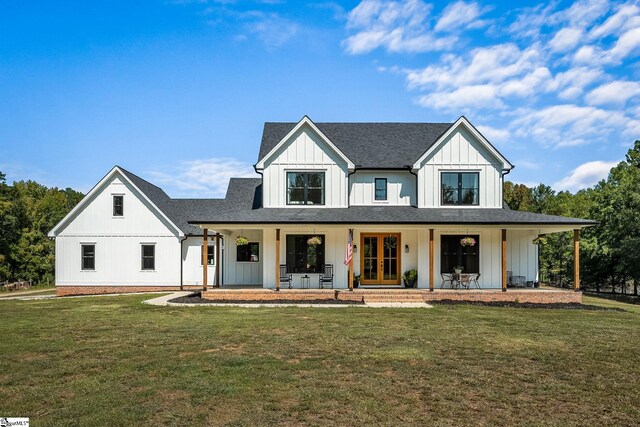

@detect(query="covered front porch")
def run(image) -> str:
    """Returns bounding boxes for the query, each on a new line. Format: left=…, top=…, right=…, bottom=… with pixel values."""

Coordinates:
left=193, top=223, right=585, bottom=296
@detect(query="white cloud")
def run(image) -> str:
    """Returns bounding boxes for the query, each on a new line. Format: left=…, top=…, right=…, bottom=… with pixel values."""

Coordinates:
left=434, top=1, right=485, bottom=32
left=549, top=27, right=584, bottom=52
left=148, top=158, right=257, bottom=198
left=241, top=12, right=299, bottom=47
left=553, top=160, right=618, bottom=191
left=589, top=3, right=640, bottom=39
left=586, top=80, right=640, bottom=105
left=344, top=0, right=456, bottom=54
left=512, top=104, right=627, bottom=147
left=476, top=124, right=510, bottom=143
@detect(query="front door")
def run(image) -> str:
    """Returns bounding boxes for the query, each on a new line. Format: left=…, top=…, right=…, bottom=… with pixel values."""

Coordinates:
left=360, top=233, right=401, bottom=285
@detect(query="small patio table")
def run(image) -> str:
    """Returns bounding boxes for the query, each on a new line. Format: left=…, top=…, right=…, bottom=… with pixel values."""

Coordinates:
left=301, top=275, right=310, bottom=289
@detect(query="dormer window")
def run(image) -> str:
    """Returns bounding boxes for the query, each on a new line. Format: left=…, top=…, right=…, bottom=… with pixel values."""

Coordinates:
left=113, top=195, right=124, bottom=216
left=374, top=178, right=387, bottom=201
left=442, top=172, right=479, bottom=206
left=287, top=172, right=325, bottom=205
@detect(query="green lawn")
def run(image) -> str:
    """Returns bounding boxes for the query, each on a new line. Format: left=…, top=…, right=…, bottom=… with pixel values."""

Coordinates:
left=0, top=295, right=638, bottom=426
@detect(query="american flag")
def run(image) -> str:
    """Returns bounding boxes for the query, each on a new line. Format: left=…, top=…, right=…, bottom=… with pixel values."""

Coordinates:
left=344, top=229, right=353, bottom=265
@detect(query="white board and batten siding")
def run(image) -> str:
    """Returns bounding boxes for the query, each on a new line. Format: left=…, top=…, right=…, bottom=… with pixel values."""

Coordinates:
left=223, top=229, right=263, bottom=285
left=181, top=236, right=217, bottom=287
left=349, top=171, right=416, bottom=206
left=417, top=127, right=503, bottom=208
left=54, top=173, right=181, bottom=287
left=261, top=126, right=349, bottom=208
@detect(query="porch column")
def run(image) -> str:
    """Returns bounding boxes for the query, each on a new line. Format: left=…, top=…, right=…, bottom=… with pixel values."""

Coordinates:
left=429, top=229, right=434, bottom=292
left=501, top=229, right=507, bottom=292
left=202, top=228, right=208, bottom=291
left=215, top=233, right=221, bottom=287
left=348, top=229, right=354, bottom=291
left=574, top=229, right=580, bottom=291
left=275, top=229, right=281, bottom=291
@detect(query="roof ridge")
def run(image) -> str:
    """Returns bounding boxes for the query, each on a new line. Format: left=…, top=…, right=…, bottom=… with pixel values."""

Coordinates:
left=117, top=165, right=169, bottom=196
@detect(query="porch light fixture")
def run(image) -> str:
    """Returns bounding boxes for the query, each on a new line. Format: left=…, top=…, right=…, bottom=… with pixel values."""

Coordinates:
left=353, top=244, right=357, bottom=253
left=405, top=244, right=409, bottom=253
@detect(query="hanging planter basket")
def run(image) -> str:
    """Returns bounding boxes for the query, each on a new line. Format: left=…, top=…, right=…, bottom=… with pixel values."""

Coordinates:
left=235, top=236, right=249, bottom=246
left=532, top=236, right=547, bottom=245
left=460, top=237, right=476, bottom=247
left=307, top=236, right=322, bottom=246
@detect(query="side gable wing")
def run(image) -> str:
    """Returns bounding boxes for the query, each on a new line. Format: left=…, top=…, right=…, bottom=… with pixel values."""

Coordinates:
left=48, top=166, right=184, bottom=237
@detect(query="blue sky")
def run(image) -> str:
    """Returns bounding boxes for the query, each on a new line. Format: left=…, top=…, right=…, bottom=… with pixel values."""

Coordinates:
left=1, top=0, right=639, bottom=197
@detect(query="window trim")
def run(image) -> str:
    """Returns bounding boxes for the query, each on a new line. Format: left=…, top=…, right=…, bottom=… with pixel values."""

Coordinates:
left=441, top=171, right=480, bottom=206
left=141, top=244, right=156, bottom=271
left=81, top=244, right=95, bottom=271
left=201, top=244, right=215, bottom=266
left=286, top=171, right=326, bottom=206
left=112, top=194, right=124, bottom=217
left=236, top=242, right=260, bottom=263
left=374, top=178, right=387, bottom=201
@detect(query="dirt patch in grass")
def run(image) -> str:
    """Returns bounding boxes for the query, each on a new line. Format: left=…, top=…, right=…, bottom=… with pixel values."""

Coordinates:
left=432, top=299, right=625, bottom=310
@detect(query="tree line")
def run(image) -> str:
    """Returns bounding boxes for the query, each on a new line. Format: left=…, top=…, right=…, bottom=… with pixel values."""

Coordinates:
left=1, top=140, right=639, bottom=290
left=504, top=141, right=640, bottom=294
left=0, top=172, right=83, bottom=284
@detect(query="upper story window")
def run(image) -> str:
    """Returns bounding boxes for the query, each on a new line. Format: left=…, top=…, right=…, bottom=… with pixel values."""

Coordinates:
left=141, top=244, right=155, bottom=270
left=374, top=178, right=387, bottom=201
left=81, top=244, right=95, bottom=270
left=287, top=172, right=325, bottom=205
left=113, top=195, right=124, bottom=216
left=442, top=172, right=479, bottom=206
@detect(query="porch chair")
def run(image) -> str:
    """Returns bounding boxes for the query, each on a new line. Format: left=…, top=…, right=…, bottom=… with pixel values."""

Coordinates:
left=279, top=265, right=292, bottom=289
left=440, top=273, right=455, bottom=289
left=319, top=264, right=334, bottom=289
left=468, top=273, right=481, bottom=289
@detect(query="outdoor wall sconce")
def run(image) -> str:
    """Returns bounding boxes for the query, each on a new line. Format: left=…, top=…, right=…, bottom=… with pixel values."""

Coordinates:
left=353, top=244, right=358, bottom=253
left=405, top=244, right=409, bottom=253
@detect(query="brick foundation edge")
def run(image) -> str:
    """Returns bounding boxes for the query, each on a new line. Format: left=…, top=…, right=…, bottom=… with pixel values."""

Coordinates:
left=57, top=286, right=182, bottom=297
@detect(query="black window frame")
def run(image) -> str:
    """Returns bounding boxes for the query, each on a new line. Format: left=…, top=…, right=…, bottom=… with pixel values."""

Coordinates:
left=286, top=171, right=325, bottom=205
left=81, top=244, right=95, bottom=271
left=113, top=195, right=124, bottom=216
left=374, top=178, right=387, bottom=201
left=141, top=244, right=155, bottom=271
left=237, top=242, right=260, bottom=262
left=201, top=244, right=215, bottom=266
left=441, top=172, right=479, bottom=206
left=440, top=235, right=480, bottom=274
left=285, top=234, right=325, bottom=274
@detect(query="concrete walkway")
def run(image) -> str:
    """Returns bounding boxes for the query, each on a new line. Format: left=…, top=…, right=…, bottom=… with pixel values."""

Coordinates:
left=142, top=292, right=432, bottom=308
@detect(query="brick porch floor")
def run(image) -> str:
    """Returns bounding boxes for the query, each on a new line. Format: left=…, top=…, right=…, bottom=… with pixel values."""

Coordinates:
left=201, top=288, right=582, bottom=304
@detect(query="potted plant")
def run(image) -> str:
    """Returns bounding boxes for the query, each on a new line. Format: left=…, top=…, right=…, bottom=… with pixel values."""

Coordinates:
left=307, top=236, right=322, bottom=246
left=454, top=265, right=464, bottom=275
left=532, top=235, right=547, bottom=245
left=353, top=274, right=361, bottom=288
left=235, top=236, right=249, bottom=246
left=402, top=269, right=418, bottom=288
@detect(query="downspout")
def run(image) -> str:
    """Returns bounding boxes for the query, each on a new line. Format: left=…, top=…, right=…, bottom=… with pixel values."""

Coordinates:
left=179, top=234, right=188, bottom=291
left=500, top=166, right=514, bottom=208
left=348, top=166, right=358, bottom=205
left=406, top=165, right=418, bottom=207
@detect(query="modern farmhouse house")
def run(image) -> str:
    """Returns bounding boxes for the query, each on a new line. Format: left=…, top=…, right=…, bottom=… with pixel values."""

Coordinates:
left=49, top=116, right=595, bottom=298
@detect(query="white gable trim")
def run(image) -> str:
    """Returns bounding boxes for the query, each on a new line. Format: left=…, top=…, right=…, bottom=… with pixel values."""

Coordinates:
left=255, top=116, right=355, bottom=170
left=48, top=166, right=184, bottom=238
left=412, top=116, right=514, bottom=170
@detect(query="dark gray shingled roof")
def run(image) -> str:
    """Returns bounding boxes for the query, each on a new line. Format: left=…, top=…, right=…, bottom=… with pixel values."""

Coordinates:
left=118, top=166, right=223, bottom=236
left=258, top=122, right=453, bottom=168
left=188, top=178, right=596, bottom=226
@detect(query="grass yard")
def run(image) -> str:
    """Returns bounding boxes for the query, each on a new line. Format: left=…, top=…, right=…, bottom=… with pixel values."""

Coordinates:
left=0, top=295, right=638, bottom=426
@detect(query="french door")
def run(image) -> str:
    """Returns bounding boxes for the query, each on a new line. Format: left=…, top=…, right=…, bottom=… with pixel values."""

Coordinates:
left=360, top=233, right=401, bottom=285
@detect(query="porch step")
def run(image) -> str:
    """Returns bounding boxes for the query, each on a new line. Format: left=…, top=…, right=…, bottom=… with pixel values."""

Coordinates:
left=363, top=295, right=426, bottom=303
